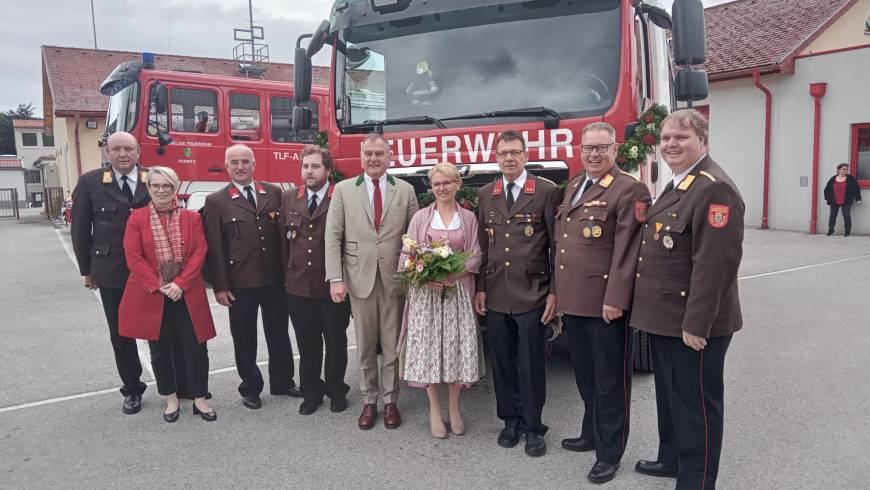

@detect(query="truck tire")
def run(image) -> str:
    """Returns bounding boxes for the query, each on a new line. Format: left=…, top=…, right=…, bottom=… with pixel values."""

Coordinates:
left=632, top=330, right=654, bottom=373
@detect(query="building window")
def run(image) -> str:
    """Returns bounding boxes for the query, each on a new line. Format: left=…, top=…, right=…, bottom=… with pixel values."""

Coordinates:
left=169, top=88, right=218, bottom=133
left=229, top=93, right=261, bottom=141
left=21, top=133, right=38, bottom=146
left=851, top=123, right=870, bottom=187
left=42, top=133, right=54, bottom=147
left=271, top=97, right=318, bottom=143
left=25, top=170, right=41, bottom=184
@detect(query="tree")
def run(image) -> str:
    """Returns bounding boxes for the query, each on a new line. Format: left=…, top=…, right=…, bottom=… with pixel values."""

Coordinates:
left=0, top=103, right=37, bottom=155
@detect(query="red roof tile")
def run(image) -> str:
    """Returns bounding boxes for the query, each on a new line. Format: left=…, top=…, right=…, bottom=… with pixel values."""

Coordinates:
left=12, top=119, right=44, bottom=128
left=0, top=157, right=23, bottom=169
left=702, top=0, right=857, bottom=80
left=41, top=46, right=329, bottom=115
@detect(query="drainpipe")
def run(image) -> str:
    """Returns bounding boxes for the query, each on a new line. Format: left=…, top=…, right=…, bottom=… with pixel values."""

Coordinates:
left=809, top=83, right=827, bottom=234
left=752, top=70, right=772, bottom=230
left=73, top=114, right=84, bottom=179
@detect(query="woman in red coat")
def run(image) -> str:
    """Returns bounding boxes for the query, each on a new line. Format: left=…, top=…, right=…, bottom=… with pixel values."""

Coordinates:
left=119, top=166, right=217, bottom=422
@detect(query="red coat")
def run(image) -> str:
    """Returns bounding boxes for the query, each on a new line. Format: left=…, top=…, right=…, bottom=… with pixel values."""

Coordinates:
left=119, top=207, right=217, bottom=343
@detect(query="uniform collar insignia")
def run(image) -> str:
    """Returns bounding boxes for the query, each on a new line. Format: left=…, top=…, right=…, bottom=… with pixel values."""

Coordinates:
left=492, top=179, right=504, bottom=196
left=101, top=170, right=113, bottom=184
left=355, top=175, right=365, bottom=186
left=599, top=174, right=614, bottom=189
left=228, top=186, right=240, bottom=199
left=677, top=174, right=696, bottom=191
left=255, top=182, right=266, bottom=194
left=297, top=187, right=306, bottom=199
left=523, top=178, right=536, bottom=194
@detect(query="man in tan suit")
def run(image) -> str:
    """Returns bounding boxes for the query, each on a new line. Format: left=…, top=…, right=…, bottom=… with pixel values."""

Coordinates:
left=555, top=122, right=651, bottom=483
left=325, top=133, right=419, bottom=430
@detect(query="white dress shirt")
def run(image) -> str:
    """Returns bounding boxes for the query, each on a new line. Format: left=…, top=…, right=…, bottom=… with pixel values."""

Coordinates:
left=363, top=172, right=386, bottom=208
left=671, top=153, right=708, bottom=189
left=114, top=166, right=139, bottom=195
left=502, top=170, right=528, bottom=204
left=306, top=182, right=329, bottom=209
left=233, top=181, right=257, bottom=205
left=572, top=175, right=600, bottom=206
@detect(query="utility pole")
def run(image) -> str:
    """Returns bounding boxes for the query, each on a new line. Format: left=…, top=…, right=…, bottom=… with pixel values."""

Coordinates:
left=90, top=0, right=98, bottom=49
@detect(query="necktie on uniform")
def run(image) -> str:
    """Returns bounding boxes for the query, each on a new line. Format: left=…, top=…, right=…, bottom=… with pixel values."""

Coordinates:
left=309, top=193, right=318, bottom=215
left=661, top=180, right=675, bottom=197
left=121, top=176, right=134, bottom=203
left=372, top=178, right=382, bottom=231
left=244, top=185, right=256, bottom=209
left=580, top=178, right=594, bottom=196
left=506, top=182, right=516, bottom=210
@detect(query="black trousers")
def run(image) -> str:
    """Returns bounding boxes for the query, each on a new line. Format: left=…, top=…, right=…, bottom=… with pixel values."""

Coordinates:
left=148, top=298, right=209, bottom=397
left=99, top=287, right=146, bottom=396
left=828, top=204, right=852, bottom=234
left=228, top=286, right=294, bottom=397
left=287, top=294, right=351, bottom=402
left=564, top=315, right=634, bottom=464
left=651, top=333, right=732, bottom=490
left=486, top=306, right=548, bottom=436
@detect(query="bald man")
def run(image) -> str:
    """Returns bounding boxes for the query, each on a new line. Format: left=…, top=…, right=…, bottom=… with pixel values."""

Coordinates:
left=202, top=144, right=299, bottom=409
left=71, top=132, right=152, bottom=414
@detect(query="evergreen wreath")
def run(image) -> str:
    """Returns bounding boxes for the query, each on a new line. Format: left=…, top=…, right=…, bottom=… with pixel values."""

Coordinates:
left=616, top=104, right=669, bottom=172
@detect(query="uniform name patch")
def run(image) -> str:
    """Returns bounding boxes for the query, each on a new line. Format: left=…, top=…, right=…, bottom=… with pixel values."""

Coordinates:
left=707, top=204, right=730, bottom=228
left=635, top=201, right=648, bottom=222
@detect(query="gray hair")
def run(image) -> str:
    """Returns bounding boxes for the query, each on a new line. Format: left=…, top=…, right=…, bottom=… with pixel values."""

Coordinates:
left=225, top=143, right=255, bottom=163
left=147, top=166, right=180, bottom=192
left=581, top=122, right=616, bottom=143
left=360, top=132, right=390, bottom=151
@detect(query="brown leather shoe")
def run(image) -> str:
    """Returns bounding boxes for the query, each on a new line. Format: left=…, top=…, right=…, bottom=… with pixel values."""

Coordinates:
left=383, top=403, right=402, bottom=429
left=358, top=403, right=377, bottom=430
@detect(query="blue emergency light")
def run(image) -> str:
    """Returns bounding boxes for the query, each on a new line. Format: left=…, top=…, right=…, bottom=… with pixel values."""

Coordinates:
left=142, top=52, right=155, bottom=69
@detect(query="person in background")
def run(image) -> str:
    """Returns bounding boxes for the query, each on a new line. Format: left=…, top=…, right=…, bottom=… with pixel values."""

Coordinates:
left=119, top=167, right=216, bottom=422
left=823, top=163, right=862, bottom=237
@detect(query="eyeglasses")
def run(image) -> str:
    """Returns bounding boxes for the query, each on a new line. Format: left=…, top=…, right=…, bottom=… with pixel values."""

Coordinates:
left=497, top=149, right=525, bottom=159
left=580, top=144, right=614, bottom=154
left=149, top=184, right=174, bottom=192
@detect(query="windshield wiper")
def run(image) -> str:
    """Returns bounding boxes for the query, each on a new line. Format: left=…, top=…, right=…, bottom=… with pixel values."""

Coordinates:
left=442, top=106, right=564, bottom=122
left=344, top=115, right=446, bottom=132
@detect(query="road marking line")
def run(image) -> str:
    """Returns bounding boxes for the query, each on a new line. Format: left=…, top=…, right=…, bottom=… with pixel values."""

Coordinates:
left=738, top=254, right=870, bottom=280
left=0, top=347, right=358, bottom=414
left=54, top=228, right=156, bottom=381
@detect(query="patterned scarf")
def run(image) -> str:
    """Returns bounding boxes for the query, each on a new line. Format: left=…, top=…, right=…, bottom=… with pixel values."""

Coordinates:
left=148, top=199, right=184, bottom=285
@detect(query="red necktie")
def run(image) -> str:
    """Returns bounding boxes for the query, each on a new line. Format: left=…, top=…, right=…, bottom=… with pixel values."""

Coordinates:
left=372, top=178, right=382, bottom=231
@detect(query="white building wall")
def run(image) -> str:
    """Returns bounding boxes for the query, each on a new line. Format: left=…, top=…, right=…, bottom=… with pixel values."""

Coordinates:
left=0, top=170, right=27, bottom=206
left=704, top=47, right=870, bottom=234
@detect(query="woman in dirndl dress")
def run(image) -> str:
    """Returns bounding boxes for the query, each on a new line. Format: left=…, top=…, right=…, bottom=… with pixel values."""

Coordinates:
left=398, top=163, right=483, bottom=439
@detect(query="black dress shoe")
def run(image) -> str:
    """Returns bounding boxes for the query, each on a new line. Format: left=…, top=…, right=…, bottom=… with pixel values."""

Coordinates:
left=497, top=425, right=521, bottom=448
left=561, top=436, right=595, bottom=452
left=242, top=396, right=262, bottom=410
left=524, top=433, right=547, bottom=457
left=588, top=461, right=620, bottom=484
left=299, top=399, right=322, bottom=415
left=329, top=396, right=348, bottom=413
left=272, top=385, right=303, bottom=398
left=193, top=404, right=217, bottom=422
left=635, top=460, right=678, bottom=478
left=163, top=406, right=180, bottom=423
left=122, top=394, right=142, bottom=414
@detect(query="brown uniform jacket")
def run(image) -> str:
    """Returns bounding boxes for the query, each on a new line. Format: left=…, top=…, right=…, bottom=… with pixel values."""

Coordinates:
left=555, top=166, right=651, bottom=317
left=630, top=156, right=744, bottom=339
left=202, top=181, right=284, bottom=291
left=476, top=174, right=560, bottom=314
left=281, top=185, right=333, bottom=298
left=70, top=166, right=150, bottom=289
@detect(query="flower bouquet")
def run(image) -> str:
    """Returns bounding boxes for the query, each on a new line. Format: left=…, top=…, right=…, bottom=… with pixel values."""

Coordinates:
left=400, top=235, right=470, bottom=297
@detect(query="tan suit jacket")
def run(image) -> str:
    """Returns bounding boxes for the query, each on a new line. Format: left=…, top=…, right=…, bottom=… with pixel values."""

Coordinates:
left=324, top=174, right=419, bottom=298
left=554, top=166, right=651, bottom=317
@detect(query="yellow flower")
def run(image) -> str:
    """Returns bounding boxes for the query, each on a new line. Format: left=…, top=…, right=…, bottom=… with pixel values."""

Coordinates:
left=404, top=258, right=414, bottom=270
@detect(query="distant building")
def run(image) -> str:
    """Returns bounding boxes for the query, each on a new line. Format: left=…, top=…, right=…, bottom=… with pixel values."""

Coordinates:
left=0, top=155, right=26, bottom=208
left=698, top=0, right=870, bottom=234
left=12, top=118, right=57, bottom=207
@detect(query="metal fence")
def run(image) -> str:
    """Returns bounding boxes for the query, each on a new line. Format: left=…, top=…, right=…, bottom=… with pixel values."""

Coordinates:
left=44, top=186, right=64, bottom=219
left=0, top=188, right=20, bottom=219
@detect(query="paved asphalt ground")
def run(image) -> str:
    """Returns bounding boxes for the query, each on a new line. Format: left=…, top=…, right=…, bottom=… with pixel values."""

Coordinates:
left=1, top=208, right=868, bottom=489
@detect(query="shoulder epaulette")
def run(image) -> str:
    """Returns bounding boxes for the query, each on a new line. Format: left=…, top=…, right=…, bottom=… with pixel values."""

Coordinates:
left=699, top=171, right=717, bottom=182
left=599, top=174, right=614, bottom=189
left=620, top=171, right=639, bottom=181
left=535, top=176, right=557, bottom=187
left=677, top=174, right=696, bottom=191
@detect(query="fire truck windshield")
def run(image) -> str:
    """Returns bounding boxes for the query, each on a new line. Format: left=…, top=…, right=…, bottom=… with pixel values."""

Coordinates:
left=105, top=82, right=140, bottom=134
left=335, top=0, right=620, bottom=133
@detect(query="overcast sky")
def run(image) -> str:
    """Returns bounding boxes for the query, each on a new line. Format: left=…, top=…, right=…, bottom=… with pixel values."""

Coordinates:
left=1, top=0, right=731, bottom=115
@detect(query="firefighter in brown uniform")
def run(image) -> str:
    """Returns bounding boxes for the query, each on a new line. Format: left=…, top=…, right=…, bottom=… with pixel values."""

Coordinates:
left=555, top=122, right=651, bottom=483
left=282, top=146, right=351, bottom=416
left=71, top=132, right=151, bottom=414
left=631, top=110, right=744, bottom=490
left=474, top=130, right=560, bottom=457
left=202, top=144, right=298, bottom=409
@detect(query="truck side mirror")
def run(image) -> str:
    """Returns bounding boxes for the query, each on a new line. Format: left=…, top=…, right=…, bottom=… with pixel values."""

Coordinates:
left=294, top=48, right=312, bottom=104
left=675, top=68, right=709, bottom=102
left=153, top=82, right=169, bottom=114
left=292, top=105, right=312, bottom=131
left=671, top=0, right=706, bottom=65
left=306, top=20, right=330, bottom=58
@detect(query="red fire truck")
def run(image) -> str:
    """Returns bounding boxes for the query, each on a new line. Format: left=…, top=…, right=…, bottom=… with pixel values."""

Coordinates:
left=98, top=56, right=330, bottom=203
left=291, top=0, right=708, bottom=195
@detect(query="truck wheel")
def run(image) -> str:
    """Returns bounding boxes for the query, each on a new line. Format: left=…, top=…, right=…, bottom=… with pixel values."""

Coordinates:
left=632, top=330, right=654, bottom=373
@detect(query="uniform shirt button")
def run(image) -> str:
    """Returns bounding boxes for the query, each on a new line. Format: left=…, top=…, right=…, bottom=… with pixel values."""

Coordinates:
left=262, top=246, right=266, bottom=251
left=129, top=208, right=133, bottom=212
left=559, top=265, right=564, bottom=270
left=309, top=224, right=314, bottom=229
left=506, top=219, right=511, bottom=224
left=563, top=233, right=568, bottom=238
left=603, top=274, right=608, bottom=279
left=256, top=216, right=260, bottom=220
left=584, top=209, right=588, bottom=213
left=681, top=291, right=687, bottom=297
left=232, top=218, right=236, bottom=222
left=636, top=272, right=640, bottom=278
left=642, top=240, right=646, bottom=245
left=644, top=223, right=648, bottom=228
left=258, top=226, right=262, bottom=230
left=638, top=257, right=643, bottom=262
left=308, top=237, right=313, bottom=241
left=307, top=261, right=312, bottom=266
left=505, top=261, right=511, bottom=267
left=505, top=233, right=510, bottom=238
left=307, top=249, right=312, bottom=253
left=560, top=249, right=565, bottom=254
left=504, top=247, right=510, bottom=252
left=229, top=260, right=234, bottom=265
left=260, top=236, right=265, bottom=241
left=95, top=250, right=100, bottom=255
left=566, top=218, right=571, bottom=222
